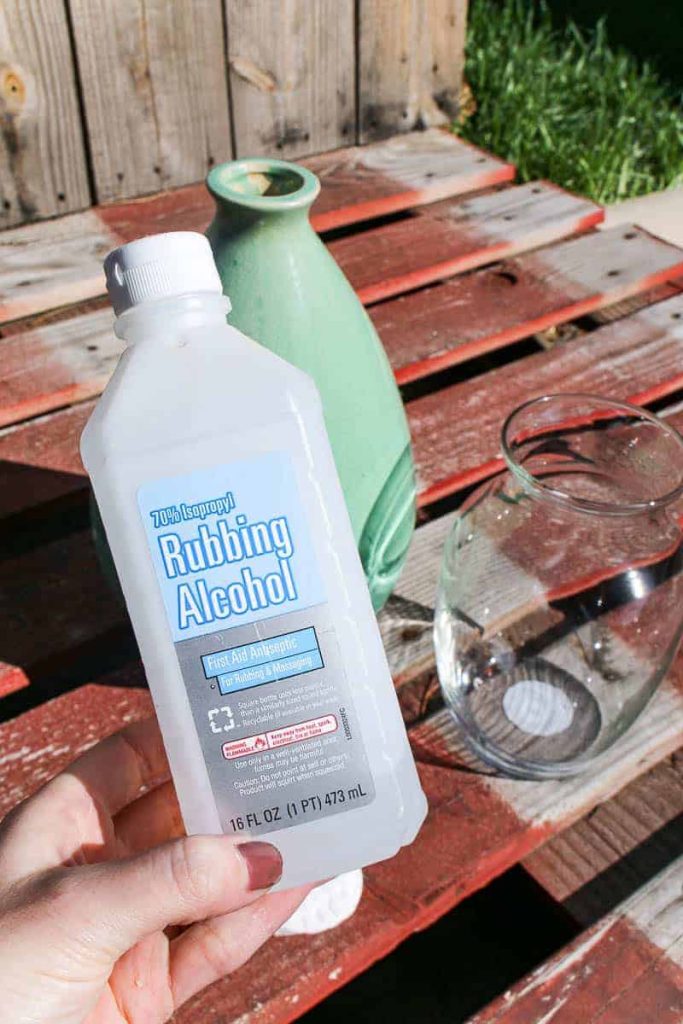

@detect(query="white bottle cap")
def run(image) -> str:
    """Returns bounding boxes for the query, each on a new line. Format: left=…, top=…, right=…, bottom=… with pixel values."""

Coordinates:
left=104, top=231, right=224, bottom=316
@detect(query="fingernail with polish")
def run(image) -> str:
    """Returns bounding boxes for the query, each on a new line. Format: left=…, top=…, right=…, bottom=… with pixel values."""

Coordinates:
left=238, top=841, right=283, bottom=890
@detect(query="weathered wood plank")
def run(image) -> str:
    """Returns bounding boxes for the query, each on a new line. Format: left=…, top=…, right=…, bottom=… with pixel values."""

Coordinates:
left=2, top=656, right=682, bottom=1023
left=227, top=0, right=354, bottom=159
left=523, top=753, right=683, bottom=927
left=68, top=0, right=232, bottom=203
left=7, top=203, right=663, bottom=433
left=328, top=182, right=603, bottom=305
left=0, top=131, right=513, bottom=324
left=0, top=0, right=91, bottom=227
left=305, top=129, right=514, bottom=232
left=0, top=308, right=116, bottom=428
left=467, top=858, right=683, bottom=1024
left=3, top=296, right=683, bottom=533
left=358, top=0, right=468, bottom=143
left=0, top=402, right=92, bottom=524
left=373, top=225, right=683, bottom=385
left=410, top=293, right=683, bottom=506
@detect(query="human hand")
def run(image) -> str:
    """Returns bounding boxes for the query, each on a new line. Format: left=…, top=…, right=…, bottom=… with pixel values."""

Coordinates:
left=0, top=717, right=309, bottom=1023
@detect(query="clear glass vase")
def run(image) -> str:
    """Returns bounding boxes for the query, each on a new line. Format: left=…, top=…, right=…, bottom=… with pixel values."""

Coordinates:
left=434, top=394, right=683, bottom=779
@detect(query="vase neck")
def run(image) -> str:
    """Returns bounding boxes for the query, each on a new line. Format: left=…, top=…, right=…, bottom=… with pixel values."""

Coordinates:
left=206, top=157, right=320, bottom=230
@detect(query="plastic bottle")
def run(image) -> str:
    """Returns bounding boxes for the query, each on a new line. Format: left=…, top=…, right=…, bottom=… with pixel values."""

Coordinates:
left=81, top=232, right=427, bottom=889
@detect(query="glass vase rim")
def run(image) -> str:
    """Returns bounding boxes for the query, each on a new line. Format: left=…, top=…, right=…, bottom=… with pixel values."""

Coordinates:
left=206, top=157, right=320, bottom=213
left=500, top=392, right=683, bottom=517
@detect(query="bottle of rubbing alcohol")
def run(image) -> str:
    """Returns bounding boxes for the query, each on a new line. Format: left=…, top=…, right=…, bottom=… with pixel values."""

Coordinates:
left=81, top=232, right=427, bottom=888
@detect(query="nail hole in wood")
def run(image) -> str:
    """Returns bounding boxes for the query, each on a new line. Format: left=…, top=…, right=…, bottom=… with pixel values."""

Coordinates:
left=623, top=231, right=637, bottom=240
left=207, top=155, right=215, bottom=168
left=503, top=214, right=515, bottom=221
left=493, top=270, right=518, bottom=286
left=116, top=172, right=124, bottom=182
left=531, top=186, right=542, bottom=194
left=672, top=312, right=682, bottom=320
left=153, top=165, right=161, bottom=174
left=87, top=344, right=98, bottom=351
left=476, top=157, right=486, bottom=163
left=3, top=200, right=10, bottom=210
left=607, top=269, right=620, bottom=277
left=57, top=192, right=65, bottom=202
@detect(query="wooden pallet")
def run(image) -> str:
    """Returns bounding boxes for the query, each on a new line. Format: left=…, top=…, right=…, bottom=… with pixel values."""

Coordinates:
left=467, top=855, right=683, bottom=1023
left=2, top=128, right=683, bottom=1023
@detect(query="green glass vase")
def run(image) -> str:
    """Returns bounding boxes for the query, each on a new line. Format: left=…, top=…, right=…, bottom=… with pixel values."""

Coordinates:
left=205, top=158, right=415, bottom=611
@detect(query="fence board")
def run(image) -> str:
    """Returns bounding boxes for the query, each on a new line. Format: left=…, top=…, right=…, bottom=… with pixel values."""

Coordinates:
left=0, top=0, right=90, bottom=228
left=227, top=0, right=355, bottom=159
left=358, top=0, right=468, bottom=143
left=68, top=0, right=232, bottom=203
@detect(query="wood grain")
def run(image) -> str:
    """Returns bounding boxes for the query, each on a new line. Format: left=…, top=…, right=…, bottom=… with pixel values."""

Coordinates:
left=0, top=131, right=513, bottom=324
left=4, top=296, right=683, bottom=531
left=305, top=128, right=514, bottom=231
left=523, top=752, right=683, bottom=927
left=328, top=181, right=603, bottom=305
left=227, top=0, right=355, bottom=159
left=1, top=662, right=682, bottom=1023
left=68, top=0, right=232, bottom=203
left=373, top=225, right=683, bottom=384
left=358, top=0, right=468, bottom=143
left=410, top=293, right=683, bottom=506
left=0, top=0, right=90, bottom=227
left=8, top=203, right=665, bottom=434
left=468, top=857, right=683, bottom=1024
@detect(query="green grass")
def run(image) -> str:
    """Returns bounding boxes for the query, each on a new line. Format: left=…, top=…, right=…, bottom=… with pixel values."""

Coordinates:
left=456, top=0, right=683, bottom=204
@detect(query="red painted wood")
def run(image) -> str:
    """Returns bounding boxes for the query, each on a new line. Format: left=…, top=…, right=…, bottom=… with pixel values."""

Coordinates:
left=304, top=131, right=515, bottom=232
left=0, top=181, right=605, bottom=434
left=372, top=227, right=683, bottom=385
left=468, top=916, right=683, bottom=1024
left=3, top=296, right=683, bottom=536
left=409, top=294, right=683, bottom=506
left=2, top=670, right=682, bottom=1023
left=329, top=182, right=603, bottom=305
left=0, top=131, right=514, bottom=325
left=0, top=401, right=91, bottom=522
left=6, top=227, right=681, bottom=434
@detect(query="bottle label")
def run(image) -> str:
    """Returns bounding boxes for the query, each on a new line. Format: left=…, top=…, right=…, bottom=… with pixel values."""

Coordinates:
left=138, top=451, right=375, bottom=836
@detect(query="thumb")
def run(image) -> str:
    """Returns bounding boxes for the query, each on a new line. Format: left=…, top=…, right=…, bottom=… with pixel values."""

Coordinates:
left=39, top=836, right=283, bottom=958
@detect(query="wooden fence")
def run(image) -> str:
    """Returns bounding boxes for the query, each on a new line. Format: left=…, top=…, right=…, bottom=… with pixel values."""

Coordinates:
left=0, top=0, right=468, bottom=229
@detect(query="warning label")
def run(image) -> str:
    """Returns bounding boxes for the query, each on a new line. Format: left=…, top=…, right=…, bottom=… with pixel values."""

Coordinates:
left=222, top=714, right=338, bottom=760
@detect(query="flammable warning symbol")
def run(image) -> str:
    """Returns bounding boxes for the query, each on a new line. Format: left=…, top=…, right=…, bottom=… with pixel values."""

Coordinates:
left=222, top=715, right=338, bottom=760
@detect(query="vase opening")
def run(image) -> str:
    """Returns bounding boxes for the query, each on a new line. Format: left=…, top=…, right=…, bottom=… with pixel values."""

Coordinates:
left=207, top=158, right=320, bottom=211
left=502, top=393, right=683, bottom=517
